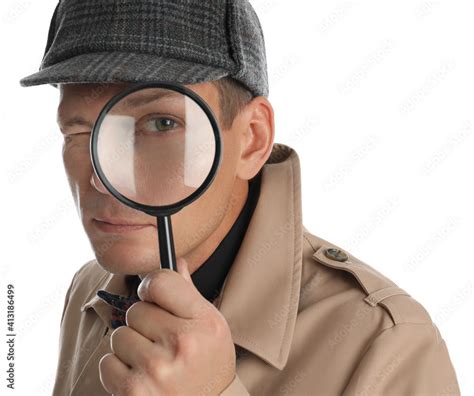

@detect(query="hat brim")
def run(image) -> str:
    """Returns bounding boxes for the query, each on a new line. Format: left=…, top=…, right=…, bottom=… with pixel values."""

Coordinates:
left=19, top=51, right=231, bottom=88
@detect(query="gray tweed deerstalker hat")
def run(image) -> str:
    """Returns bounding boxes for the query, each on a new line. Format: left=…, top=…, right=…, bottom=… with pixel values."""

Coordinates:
left=19, top=0, right=269, bottom=97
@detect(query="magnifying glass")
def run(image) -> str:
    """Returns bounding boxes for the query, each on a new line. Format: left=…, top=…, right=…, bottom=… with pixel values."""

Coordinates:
left=90, top=82, right=222, bottom=272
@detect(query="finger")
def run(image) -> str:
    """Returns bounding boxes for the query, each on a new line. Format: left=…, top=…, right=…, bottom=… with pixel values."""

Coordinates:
left=176, top=256, right=193, bottom=283
left=125, top=300, right=189, bottom=352
left=99, top=352, right=132, bottom=395
left=110, top=325, right=170, bottom=370
left=137, top=269, right=210, bottom=319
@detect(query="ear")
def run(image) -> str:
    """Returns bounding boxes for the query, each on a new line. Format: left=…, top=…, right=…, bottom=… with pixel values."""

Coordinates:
left=236, top=96, right=275, bottom=180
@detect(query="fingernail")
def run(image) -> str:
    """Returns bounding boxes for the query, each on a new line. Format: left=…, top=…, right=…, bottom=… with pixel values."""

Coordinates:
left=137, top=278, right=149, bottom=300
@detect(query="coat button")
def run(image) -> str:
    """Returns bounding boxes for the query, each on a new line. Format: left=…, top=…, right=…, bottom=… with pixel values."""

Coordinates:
left=324, top=247, right=349, bottom=262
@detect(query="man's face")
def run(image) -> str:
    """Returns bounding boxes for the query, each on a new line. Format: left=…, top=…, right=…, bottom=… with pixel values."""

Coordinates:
left=57, top=81, right=245, bottom=276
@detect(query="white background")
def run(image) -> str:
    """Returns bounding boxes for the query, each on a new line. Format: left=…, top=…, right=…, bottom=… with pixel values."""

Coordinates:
left=1, top=0, right=472, bottom=394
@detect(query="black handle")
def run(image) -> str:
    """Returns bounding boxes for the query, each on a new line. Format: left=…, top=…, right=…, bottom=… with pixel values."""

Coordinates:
left=156, top=215, right=177, bottom=271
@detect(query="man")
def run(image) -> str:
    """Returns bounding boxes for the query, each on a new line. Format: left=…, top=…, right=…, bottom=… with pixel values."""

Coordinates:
left=20, top=1, right=461, bottom=395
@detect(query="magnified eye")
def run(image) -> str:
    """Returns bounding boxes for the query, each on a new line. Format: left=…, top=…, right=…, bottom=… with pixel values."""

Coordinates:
left=141, top=116, right=180, bottom=134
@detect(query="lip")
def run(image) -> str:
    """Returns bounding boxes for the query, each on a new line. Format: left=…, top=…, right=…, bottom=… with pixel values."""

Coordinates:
left=92, top=218, right=153, bottom=234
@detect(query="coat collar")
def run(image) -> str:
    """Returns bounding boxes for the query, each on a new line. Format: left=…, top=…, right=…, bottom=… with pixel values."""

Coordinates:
left=81, top=142, right=303, bottom=371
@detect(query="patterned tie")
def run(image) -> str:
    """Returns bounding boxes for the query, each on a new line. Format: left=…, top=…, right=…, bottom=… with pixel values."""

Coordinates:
left=97, top=290, right=141, bottom=329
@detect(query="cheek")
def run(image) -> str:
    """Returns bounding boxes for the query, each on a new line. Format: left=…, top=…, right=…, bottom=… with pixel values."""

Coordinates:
left=193, top=131, right=240, bottom=212
left=62, top=140, right=93, bottom=194
left=171, top=139, right=240, bottom=253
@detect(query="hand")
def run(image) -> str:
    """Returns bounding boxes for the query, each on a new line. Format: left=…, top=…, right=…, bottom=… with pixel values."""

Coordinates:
left=98, top=257, right=236, bottom=396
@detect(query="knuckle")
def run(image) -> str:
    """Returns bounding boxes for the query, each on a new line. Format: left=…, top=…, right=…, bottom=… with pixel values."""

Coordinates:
left=141, top=352, right=162, bottom=377
left=175, top=331, right=198, bottom=358
left=206, top=315, right=226, bottom=337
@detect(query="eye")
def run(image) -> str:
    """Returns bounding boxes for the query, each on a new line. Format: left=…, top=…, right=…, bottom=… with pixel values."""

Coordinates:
left=149, top=118, right=177, bottom=132
left=138, top=115, right=182, bottom=135
left=63, top=132, right=90, bottom=143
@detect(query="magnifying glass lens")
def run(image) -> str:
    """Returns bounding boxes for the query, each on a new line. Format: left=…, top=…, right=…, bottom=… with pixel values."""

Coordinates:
left=96, top=87, right=217, bottom=207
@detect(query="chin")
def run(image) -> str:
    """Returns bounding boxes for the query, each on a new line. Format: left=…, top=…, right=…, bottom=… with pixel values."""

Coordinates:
left=92, top=242, right=159, bottom=275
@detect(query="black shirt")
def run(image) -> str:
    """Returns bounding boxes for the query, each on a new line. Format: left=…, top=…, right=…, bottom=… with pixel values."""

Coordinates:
left=97, top=169, right=262, bottom=328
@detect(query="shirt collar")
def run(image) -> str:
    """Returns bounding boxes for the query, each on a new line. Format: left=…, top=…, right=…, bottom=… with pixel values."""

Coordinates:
left=81, top=143, right=303, bottom=371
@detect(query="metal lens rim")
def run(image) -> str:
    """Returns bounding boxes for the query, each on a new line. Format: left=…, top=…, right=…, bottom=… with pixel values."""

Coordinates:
left=90, top=81, right=223, bottom=216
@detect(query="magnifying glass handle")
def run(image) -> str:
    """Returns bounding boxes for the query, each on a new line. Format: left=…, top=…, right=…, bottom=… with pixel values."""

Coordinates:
left=156, top=215, right=177, bottom=272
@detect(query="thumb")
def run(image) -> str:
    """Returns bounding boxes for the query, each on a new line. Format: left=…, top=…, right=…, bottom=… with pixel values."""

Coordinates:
left=176, top=256, right=193, bottom=284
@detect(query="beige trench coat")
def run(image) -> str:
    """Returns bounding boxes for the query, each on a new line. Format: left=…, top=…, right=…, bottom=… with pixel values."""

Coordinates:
left=53, top=143, right=461, bottom=395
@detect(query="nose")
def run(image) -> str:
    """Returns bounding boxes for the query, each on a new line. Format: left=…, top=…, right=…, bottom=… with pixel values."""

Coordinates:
left=90, top=171, right=109, bottom=194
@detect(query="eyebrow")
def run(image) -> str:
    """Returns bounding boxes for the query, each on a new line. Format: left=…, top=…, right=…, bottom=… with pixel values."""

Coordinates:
left=58, top=115, right=93, bottom=130
left=121, top=91, right=182, bottom=109
left=57, top=91, right=182, bottom=130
